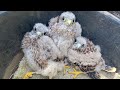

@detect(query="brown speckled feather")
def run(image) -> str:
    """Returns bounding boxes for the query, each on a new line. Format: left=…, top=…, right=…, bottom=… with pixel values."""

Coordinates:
left=48, top=12, right=82, bottom=57
left=73, top=39, right=98, bottom=54
left=22, top=31, right=63, bottom=71
left=68, top=38, right=107, bottom=79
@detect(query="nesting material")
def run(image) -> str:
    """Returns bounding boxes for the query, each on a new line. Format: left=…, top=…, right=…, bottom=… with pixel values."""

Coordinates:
left=12, top=57, right=120, bottom=79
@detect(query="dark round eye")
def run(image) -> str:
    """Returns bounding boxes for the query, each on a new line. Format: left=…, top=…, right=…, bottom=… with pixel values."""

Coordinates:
left=62, top=17, right=64, bottom=20
left=44, top=32, right=47, bottom=35
left=74, top=39, right=77, bottom=42
left=73, top=19, right=75, bottom=22
left=34, top=28, right=36, bottom=31
left=81, top=44, right=85, bottom=47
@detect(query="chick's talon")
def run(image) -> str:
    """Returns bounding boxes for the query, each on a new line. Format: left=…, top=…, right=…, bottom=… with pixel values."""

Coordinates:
left=23, top=72, right=34, bottom=79
left=64, top=65, right=70, bottom=74
left=68, top=68, right=83, bottom=79
left=64, top=65, right=70, bottom=68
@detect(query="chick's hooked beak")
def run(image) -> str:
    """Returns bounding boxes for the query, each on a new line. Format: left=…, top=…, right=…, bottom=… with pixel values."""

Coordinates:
left=64, top=18, right=72, bottom=25
left=36, top=31, right=42, bottom=36
left=76, top=43, right=82, bottom=48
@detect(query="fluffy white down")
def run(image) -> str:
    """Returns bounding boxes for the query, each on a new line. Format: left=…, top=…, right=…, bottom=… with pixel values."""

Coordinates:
left=76, top=36, right=87, bottom=45
left=23, top=48, right=40, bottom=71
left=48, top=12, right=82, bottom=57
left=22, top=23, right=65, bottom=79
left=68, top=36, right=106, bottom=73
left=39, top=61, right=64, bottom=79
left=33, top=23, right=49, bottom=33
left=60, top=11, right=76, bottom=20
left=68, top=49, right=102, bottom=66
left=95, top=45, right=101, bottom=52
left=72, top=36, right=87, bottom=49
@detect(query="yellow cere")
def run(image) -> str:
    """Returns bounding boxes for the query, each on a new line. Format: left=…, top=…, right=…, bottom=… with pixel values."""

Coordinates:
left=64, top=18, right=72, bottom=25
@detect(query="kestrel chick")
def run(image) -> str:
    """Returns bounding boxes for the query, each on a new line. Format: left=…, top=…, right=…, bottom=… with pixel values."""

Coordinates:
left=48, top=11, right=82, bottom=57
left=21, top=23, right=64, bottom=79
left=67, top=36, right=116, bottom=79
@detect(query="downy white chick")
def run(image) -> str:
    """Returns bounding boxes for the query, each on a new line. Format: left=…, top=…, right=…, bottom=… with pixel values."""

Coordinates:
left=21, top=23, right=64, bottom=79
left=67, top=36, right=116, bottom=79
left=48, top=11, right=82, bottom=57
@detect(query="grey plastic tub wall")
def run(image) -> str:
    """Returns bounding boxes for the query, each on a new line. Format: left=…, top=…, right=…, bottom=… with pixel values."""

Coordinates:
left=0, top=11, right=120, bottom=79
